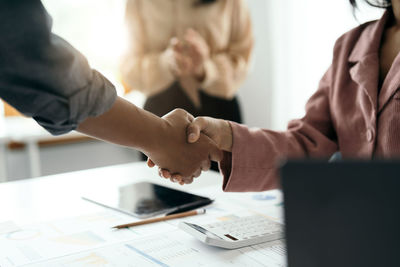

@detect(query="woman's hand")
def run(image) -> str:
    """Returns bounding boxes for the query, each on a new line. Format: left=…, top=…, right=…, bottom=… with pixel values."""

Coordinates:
left=183, top=28, right=210, bottom=81
left=186, top=117, right=233, bottom=152
left=166, top=38, right=191, bottom=77
left=166, top=29, right=210, bottom=81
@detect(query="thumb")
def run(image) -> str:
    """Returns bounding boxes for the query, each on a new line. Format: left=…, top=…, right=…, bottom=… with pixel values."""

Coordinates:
left=187, top=117, right=208, bottom=143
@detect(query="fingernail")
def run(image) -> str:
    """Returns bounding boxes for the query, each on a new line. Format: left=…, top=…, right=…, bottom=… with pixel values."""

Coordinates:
left=189, top=133, right=196, bottom=142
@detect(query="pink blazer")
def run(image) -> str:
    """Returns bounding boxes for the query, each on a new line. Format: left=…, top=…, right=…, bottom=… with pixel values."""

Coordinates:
left=220, top=11, right=400, bottom=192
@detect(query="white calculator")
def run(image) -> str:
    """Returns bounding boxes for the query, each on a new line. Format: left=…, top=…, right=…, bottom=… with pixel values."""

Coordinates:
left=179, top=214, right=284, bottom=249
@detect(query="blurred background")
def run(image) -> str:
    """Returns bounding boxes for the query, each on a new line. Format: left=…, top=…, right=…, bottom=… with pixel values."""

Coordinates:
left=0, top=0, right=383, bottom=181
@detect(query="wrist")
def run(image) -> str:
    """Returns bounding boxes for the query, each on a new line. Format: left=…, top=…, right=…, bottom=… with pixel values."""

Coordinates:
left=219, top=120, right=233, bottom=152
left=139, top=113, right=169, bottom=156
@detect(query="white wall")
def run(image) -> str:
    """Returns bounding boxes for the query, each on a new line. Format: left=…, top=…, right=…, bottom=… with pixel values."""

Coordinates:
left=238, top=0, right=272, bottom=128
left=241, top=0, right=383, bottom=130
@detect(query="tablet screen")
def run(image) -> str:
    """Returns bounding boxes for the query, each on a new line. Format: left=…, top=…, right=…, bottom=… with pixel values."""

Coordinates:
left=83, top=182, right=212, bottom=218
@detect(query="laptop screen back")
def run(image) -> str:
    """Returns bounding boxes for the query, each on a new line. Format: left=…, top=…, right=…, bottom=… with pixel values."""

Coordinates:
left=281, top=160, right=400, bottom=267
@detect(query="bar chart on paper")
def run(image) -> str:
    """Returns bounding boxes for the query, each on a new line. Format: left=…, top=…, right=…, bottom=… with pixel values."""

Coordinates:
left=0, top=190, right=286, bottom=267
left=25, top=245, right=157, bottom=267
left=0, top=211, right=175, bottom=267
left=24, top=231, right=286, bottom=267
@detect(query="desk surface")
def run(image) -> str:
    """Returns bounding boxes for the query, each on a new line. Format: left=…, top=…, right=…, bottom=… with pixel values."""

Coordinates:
left=0, top=162, right=285, bottom=267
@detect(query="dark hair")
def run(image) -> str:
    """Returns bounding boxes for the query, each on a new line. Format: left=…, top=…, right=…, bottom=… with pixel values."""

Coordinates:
left=195, top=0, right=217, bottom=6
left=349, top=0, right=391, bottom=8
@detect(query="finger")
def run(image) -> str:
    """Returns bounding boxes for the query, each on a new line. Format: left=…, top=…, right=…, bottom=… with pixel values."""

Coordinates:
left=186, top=38, right=201, bottom=54
left=184, top=30, right=205, bottom=53
left=186, top=112, right=194, bottom=122
left=172, top=40, right=185, bottom=53
left=184, top=28, right=198, bottom=43
left=170, top=37, right=181, bottom=48
left=201, top=159, right=211, bottom=172
left=170, top=174, right=183, bottom=185
left=161, top=169, right=172, bottom=179
left=158, top=168, right=170, bottom=179
left=183, top=176, right=194, bottom=184
left=193, top=168, right=201, bottom=178
left=187, top=117, right=208, bottom=143
left=174, top=53, right=190, bottom=74
left=147, top=158, right=155, bottom=168
left=180, top=174, right=194, bottom=184
left=170, top=174, right=182, bottom=183
left=173, top=52, right=184, bottom=66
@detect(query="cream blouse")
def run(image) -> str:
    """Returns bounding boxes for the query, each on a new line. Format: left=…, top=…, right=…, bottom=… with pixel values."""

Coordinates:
left=120, top=0, right=253, bottom=104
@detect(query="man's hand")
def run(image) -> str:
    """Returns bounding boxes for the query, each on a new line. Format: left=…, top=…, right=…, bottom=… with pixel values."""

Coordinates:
left=187, top=116, right=233, bottom=152
left=145, top=109, right=223, bottom=183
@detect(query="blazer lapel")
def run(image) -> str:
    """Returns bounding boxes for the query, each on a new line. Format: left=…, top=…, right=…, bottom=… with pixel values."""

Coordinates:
left=348, top=10, right=389, bottom=113
left=349, top=55, right=379, bottom=110
left=378, top=53, right=400, bottom=113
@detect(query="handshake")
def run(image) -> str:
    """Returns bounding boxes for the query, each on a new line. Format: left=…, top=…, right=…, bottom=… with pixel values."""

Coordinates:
left=144, top=109, right=233, bottom=185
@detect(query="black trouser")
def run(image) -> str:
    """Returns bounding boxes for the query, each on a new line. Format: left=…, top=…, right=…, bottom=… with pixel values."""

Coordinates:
left=141, top=81, right=242, bottom=172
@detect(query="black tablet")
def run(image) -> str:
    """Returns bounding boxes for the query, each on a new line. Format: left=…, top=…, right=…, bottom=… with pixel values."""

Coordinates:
left=83, top=182, right=213, bottom=218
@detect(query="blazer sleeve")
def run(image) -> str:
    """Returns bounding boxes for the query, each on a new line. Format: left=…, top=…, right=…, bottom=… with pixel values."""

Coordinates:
left=219, top=67, right=339, bottom=192
left=200, top=0, right=254, bottom=99
left=119, top=0, right=175, bottom=97
left=0, top=0, right=117, bottom=135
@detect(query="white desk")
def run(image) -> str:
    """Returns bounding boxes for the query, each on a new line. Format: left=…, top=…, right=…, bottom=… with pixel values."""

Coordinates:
left=0, top=162, right=285, bottom=267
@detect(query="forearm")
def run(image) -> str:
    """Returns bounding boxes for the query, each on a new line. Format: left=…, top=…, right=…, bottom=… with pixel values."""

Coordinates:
left=76, top=96, right=164, bottom=154
left=218, top=120, right=233, bottom=152
left=220, top=119, right=339, bottom=192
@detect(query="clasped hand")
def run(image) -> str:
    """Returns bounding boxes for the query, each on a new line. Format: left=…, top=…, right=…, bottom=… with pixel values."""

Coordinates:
left=147, top=109, right=233, bottom=185
left=166, top=28, right=209, bottom=81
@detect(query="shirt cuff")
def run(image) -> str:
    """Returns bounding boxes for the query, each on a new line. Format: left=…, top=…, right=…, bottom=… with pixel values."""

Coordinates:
left=69, top=70, right=117, bottom=124
left=37, top=70, right=117, bottom=136
left=219, top=122, right=279, bottom=192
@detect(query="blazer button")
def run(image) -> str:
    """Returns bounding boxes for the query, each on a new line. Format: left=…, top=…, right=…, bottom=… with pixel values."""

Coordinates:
left=366, top=129, right=374, bottom=142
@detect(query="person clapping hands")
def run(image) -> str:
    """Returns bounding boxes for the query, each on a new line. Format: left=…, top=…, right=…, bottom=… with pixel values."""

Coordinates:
left=167, top=29, right=210, bottom=83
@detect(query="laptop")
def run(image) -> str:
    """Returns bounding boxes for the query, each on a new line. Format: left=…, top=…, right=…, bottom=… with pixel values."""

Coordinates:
left=281, top=160, right=400, bottom=267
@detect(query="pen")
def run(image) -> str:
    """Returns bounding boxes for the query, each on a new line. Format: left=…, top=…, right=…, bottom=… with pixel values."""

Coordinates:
left=166, top=199, right=214, bottom=215
left=112, top=208, right=206, bottom=229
